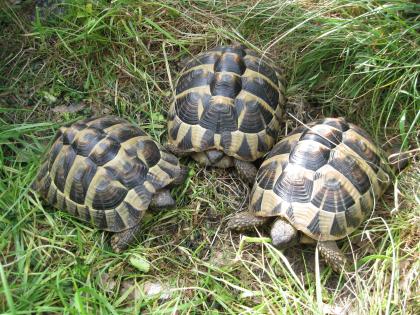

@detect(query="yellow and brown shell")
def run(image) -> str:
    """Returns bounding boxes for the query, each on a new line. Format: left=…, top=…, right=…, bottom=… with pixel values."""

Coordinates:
left=250, top=117, right=392, bottom=241
left=168, top=45, right=286, bottom=161
left=33, top=116, right=183, bottom=232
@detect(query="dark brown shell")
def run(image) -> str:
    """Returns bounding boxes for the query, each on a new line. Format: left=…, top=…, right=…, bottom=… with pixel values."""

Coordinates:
left=250, top=117, right=392, bottom=241
left=168, top=45, right=286, bottom=161
left=33, top=116, right=183, bottom=232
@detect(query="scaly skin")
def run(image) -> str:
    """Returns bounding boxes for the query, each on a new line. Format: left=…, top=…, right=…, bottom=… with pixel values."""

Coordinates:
left=318, top=241, right=349, bottom=273
left=111, top=224, right=143, bottom=253
left=233, top=159, right=258, bottom=185
left=228, top=213, right=350, bottom=274
left=270, top=218, right=299, bottom=249
left=112, top=188, right=181, bottom=252
left=227, top=211, right=270, bottom=231
left=164, top=143, right=190, bottom=157
left=171, top=165, right=189, bottom=187
left=149, top=189, right=175, bottom=210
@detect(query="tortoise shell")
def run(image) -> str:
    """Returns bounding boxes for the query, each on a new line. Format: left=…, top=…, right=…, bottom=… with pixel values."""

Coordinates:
left=168, top=45, right=286, bottom=161
left=250, top=117, right=392, bottom=241
left=33, top=116, right=183, bottom=232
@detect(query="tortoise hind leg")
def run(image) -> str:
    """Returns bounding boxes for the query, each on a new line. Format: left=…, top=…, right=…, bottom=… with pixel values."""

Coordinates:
left=270, top=218, right=299, bottom=249
left=169, top=166, right=188, bottom=187
left=164, top=143, right=190, bottom=157
left=111, top=224, right=142, bottom=253
left=227, top=211, right=270, bottom=231
left=149, top=189, right=175, bottom=210
left=388, top=142, right=410, bottom=172
left=318, top=241, right=349, bottom=273
left=205, top=149, right=225, bottom=165
left=233, top=159, right=257, bottom=185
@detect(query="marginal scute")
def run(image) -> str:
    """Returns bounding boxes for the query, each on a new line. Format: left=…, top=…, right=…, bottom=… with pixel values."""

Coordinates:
left=360, top=190, right=374, bottom=215
left=243, top=56, right=278, bottom=84
left=62, top=127, right=79, bottom=145
left=169, top=120, right=181, bottom=141
left=285, top=205, right=295, bottom=223
left=47, top=140, right=63, bottom=171
left=220, top=131, right=232, bottom=151
left=343, top=135, right=380, bottom=173
left=250, top=187, right=264, bottom=213
left=237, top=137, right=253, bottom=160
left=329, top=215, right=345, bottom=237
left=200, top=129, right=215, bottom=150
left=92, top=209, right=107, bottom=229
left=307, top=212, right=321, bottom=236
left=179, top=127, right=193, bottom=150
left=53, top=146, right=77, bottom=193
left=47, top=184, right=58, bottom=205
left=257, top=133, right=269, bottom=153
left=345, top=206, right=362, bottom=228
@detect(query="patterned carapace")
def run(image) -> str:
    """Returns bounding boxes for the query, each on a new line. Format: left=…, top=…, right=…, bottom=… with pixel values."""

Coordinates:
left=33, top=116, right=184, bottom=232
left=250, top=117, right=392, bottom=241
left=168, top=45, right=286, bottom=162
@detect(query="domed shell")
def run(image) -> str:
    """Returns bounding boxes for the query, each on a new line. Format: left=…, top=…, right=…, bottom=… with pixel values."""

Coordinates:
left=33, top=116, right=183, bottom=232
left=168, top=45, right=286, bottom=161
left=250, top=118, right=392, bottom=241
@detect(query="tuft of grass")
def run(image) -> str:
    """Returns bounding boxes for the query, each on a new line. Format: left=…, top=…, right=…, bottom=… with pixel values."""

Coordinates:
left=0, top=0, right=419, bottom=313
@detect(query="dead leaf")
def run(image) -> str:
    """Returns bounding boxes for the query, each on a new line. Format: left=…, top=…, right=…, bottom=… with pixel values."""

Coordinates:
left=143, top=281, right=171, bottom=300
left=52, top=102, right=86, bottom=113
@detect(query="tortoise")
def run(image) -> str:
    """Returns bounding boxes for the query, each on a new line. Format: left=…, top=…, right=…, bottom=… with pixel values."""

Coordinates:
left=167, top=44, right=286, bottom=184
left=227, top=117, right=406, bottom=273
left=32, top=116, right=188, bottom=252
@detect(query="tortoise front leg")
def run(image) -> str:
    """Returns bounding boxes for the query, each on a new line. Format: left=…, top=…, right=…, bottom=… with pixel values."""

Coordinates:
left=318, top=241, right=349, bottom=273
left=111, top=224, right=142, bottom=253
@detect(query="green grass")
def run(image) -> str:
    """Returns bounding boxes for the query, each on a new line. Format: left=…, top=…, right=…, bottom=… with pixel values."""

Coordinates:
left=1, top=0, right=419, bottom=313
